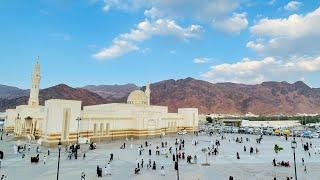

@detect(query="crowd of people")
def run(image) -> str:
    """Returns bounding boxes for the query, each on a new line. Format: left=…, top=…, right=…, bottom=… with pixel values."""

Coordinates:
left=1, top=129, right=319, bottom=179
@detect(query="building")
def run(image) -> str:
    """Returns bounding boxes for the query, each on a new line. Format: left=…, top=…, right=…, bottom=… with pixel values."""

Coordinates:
left=4, top=58, right=199, bottom=147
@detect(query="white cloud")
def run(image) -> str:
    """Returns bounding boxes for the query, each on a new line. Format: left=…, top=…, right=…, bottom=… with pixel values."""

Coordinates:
left=93, top=39, right=139, bottom=60
left=104, top=0, right=239, bottom=20
left=103, top=0, right=242, bottom=31
left=212, top=13, right=248, bottom=34
left=201, top=56, right=320, bottom=84
left=284, top=1, right=302, bottom=11
left=102, top=4, right=110, bottom=12
left=248, top=7, right=320, bottom=56
left=246, top=41, right=265, bottom=52
left=250, top=8, right=320, bottom=38
left=193, top=57, right=211, bottom=64
left=93, top=19, right=202, bottom=60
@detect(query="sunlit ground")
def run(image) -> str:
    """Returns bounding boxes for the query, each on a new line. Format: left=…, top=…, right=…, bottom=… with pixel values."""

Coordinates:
left=1, top=133, right=320, bottom=180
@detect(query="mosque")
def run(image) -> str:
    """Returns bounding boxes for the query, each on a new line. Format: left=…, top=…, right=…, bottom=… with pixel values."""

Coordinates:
left=4, top=59, right=199, bottom=147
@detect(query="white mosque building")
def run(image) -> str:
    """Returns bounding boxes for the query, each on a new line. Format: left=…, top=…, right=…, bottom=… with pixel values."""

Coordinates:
left=4, top=59, right=199, bottom=147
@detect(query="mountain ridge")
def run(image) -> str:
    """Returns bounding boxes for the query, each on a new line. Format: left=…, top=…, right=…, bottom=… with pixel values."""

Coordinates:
left=1, top=78, right=320, bottom=115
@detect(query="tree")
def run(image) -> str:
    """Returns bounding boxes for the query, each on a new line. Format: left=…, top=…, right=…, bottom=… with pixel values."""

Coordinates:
left=206, top=117, right=213, bottom=123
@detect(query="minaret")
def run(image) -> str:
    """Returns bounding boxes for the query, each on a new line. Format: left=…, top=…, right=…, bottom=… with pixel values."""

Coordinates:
left=28, top=57, right=41, bottom=107
left=145, top=82, right=151, bottom=105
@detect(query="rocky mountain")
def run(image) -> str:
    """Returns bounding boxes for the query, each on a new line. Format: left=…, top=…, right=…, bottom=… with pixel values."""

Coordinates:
left=0, top=85, right=28, bottom=99
left=83, top=84, right=139, bottom=100
left=0, top=84, right=107, bottom=111
left=149, top=78, right=320, bottom=115
left=1, top=78, right=320, bottom=115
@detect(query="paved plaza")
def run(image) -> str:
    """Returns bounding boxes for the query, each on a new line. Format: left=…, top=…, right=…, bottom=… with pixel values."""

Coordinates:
left=1, top=133, right=320, bottom=180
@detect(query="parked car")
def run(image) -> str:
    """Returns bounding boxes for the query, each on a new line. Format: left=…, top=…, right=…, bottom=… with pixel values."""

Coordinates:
left=177, top=130, right=187, bottom=135
left=301, top=131, right=312, bottom=138
left=311, top=133, right=319, bottom=138
left=232, top=127, right=239, bottom=133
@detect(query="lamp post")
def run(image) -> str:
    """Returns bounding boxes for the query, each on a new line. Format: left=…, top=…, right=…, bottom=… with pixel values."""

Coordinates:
left=175, top=144, right=179, bottom=180
left=76, top=117, right=81, bottom=159
left=291, top=137, right=298, bottom=180
left=57, top=139, right=62, bottom=180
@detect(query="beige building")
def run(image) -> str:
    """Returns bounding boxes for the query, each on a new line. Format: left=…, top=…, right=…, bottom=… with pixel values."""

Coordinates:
left=4, top=59, right=199, bottom=147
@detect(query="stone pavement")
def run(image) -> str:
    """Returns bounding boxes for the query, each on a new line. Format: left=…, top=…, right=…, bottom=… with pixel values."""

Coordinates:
left=1, top=133, right=320, bottom=180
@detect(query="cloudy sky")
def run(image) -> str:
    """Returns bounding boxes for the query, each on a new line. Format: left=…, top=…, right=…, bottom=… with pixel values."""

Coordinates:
left=1, top=0, right=320, bottom=88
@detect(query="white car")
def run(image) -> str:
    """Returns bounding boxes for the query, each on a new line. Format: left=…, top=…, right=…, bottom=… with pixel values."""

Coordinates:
left=178, top=130, right=187, bottom=135
left=311, top=133, right=319, bottom=138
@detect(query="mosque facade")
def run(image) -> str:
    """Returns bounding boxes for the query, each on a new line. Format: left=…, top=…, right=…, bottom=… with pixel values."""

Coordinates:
left=4, top=59, right=199, bottom=147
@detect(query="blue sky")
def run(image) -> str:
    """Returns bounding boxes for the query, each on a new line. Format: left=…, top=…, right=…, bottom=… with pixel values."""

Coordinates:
left=1, top=0, right=320, bottom=89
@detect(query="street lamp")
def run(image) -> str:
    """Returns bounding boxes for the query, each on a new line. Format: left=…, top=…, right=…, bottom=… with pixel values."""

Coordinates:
left=291, top=138, right=298, bottom=180
left=57, top=139, right=62, bottom=180
left=76, top=117, right=81, bottom=159
left=76, top=117, right=81, bottom=144
left=0, top=126, right=3, bottom=140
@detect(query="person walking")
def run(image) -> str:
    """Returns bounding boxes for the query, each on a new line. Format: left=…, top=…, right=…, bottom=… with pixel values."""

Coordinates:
left=160, top=166, right=165, bottom=176
left=43, top=155, right=47, bottom=165
left=304, top=165, right=307, bottom=174
left=141, top=159, right=144, bottom=168
left=81, top=172, right=86, bottom=180
left=152, top=161, right=156, bottom=170
left=109, top=153, right=113, bottom=162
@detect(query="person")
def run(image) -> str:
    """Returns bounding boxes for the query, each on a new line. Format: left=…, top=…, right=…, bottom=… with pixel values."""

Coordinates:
left=229, top=176, right=234, bottom=180
left=81, top=172, right=86, bottom=180
left=104, top=166, right=108, bottom=176
left=136, top=159, right=140, bottom=169
left=96, top=165, right=100, bottom=177
left=134, top=167, right=140, bottom=174
left=273, top=158, right=276, bottom=166
left=97, top=166, right=102, bottom=177
left=160, top=166, right=165, bottom=176
left=141, top=159, right=144, bottom=168
left=302, top=157, right=305, bottom=166
left=237, top=152, right=240, bottom=159
left=174, top=161, right=178, bottom=171
left=149, top=149, right=152, bottom=156
left=109, top=153, right=113, bottom=162
left=83, top=153, right=86, bottom=160
left=304, top=165, right=307, bottom=174
left=43, top=155, right=47, bottom=165
left=1, top=175, right=6, bottom=180
left=244, top=146, right=246, bottom=152
left=194, top=155, right=197, bottom=164
left=106, top=163, right=112, bottom=175
left=48, top=149, right=50, bottom=156
left=152, top=161, right=156, bottom=170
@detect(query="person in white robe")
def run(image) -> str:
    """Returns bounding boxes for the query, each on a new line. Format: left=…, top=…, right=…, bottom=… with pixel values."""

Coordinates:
left=106, top=163, right=112, bottom=175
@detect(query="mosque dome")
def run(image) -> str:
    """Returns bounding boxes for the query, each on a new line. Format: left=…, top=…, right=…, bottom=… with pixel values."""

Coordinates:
left=127, top=90, right=148, bottom=105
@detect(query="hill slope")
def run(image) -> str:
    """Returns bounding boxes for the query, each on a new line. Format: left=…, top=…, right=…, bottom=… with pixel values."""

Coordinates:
left=2, top=78, right=320, bottom=115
